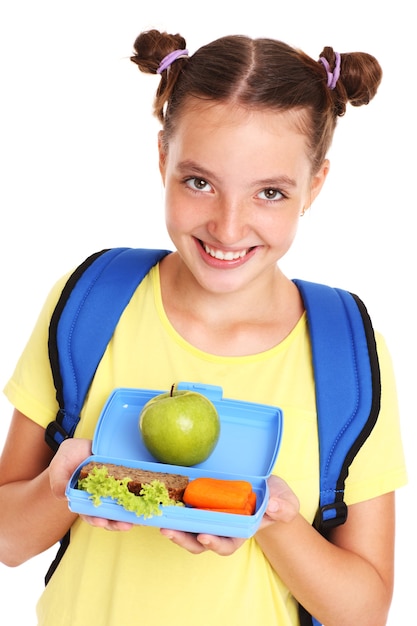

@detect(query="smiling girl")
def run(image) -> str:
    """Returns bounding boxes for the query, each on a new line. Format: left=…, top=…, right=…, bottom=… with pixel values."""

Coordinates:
left=0, top=29, right=406, bottom=626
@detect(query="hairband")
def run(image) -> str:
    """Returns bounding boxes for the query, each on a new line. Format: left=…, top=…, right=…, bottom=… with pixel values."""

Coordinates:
left=319, top=52, right=341, bottom=90
left=157, top=49, right=189, bottom=74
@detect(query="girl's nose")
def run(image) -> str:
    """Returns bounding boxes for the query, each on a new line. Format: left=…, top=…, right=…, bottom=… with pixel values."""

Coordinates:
left=207, top=197, right=249, bottom=244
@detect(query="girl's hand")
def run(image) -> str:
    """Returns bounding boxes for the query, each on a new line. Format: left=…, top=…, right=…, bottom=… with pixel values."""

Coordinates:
left=49, top=438, right=93, bottom=500
left=260, top=474, right=300, bottom=528
left=49, top=439, right=135, bottom=531
left=159, top=527, right=247, bottom=555
left=79, top=514, right=134, bottom=532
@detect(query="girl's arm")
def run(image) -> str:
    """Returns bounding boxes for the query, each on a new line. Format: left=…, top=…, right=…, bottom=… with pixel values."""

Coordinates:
left=256, top=489, right=394, bottom=626
left=0, top=410, right=87, bottom=566
left=161, top=475, right=394, bottom=626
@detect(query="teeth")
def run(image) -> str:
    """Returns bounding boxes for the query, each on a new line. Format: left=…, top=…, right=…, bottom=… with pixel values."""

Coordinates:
left=203, top=244, right=248, bottom=260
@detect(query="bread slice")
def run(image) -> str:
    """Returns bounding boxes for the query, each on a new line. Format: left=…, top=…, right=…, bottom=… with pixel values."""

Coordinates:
left=79, top=461, right=189, bottom=501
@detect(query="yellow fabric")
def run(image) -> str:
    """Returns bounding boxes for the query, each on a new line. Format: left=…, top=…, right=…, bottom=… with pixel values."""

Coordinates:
left=3, top=263, right=407, bottom=626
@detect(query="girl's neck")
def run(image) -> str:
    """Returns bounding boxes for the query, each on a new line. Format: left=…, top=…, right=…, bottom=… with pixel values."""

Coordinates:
left=158, top=252, right=304, bottom=356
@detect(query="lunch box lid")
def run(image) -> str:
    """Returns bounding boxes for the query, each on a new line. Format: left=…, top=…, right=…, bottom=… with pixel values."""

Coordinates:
left=91, top=382, right=283, bottom=479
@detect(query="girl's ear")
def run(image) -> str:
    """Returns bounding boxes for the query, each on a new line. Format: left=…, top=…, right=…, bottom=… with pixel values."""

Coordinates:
left=158, top=131, right=167, bottom=183
left=309, top=159, right=330, bottom=205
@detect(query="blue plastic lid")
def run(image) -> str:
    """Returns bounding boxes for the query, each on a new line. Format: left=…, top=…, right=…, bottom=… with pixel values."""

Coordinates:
left=92, top=382, right=283, bottom=478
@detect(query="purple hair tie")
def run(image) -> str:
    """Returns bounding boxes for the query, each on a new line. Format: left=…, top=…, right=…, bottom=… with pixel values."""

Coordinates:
left=157, top=49, right=189, bottom=74
left=319, top=52, right=341, bottom=90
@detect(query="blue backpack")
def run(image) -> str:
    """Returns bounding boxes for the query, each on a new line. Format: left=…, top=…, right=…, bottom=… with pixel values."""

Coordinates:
left=44, top=247, right=381, bottom=626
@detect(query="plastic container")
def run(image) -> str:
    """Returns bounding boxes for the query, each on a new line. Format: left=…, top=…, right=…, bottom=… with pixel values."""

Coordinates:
left=66, top=382, right=283, bottom=537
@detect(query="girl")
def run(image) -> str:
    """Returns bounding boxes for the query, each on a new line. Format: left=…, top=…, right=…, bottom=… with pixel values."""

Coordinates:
left=0, top=29, right=407, bottom=626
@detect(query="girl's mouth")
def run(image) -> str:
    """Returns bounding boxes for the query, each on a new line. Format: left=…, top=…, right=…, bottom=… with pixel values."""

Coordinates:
left=201, top=241, right=253, bottom=261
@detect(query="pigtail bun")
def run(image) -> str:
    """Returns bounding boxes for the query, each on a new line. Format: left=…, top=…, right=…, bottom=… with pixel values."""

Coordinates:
left=319, top=46, right=382, bottom=117
left=131, top=29, right=188, bottom=122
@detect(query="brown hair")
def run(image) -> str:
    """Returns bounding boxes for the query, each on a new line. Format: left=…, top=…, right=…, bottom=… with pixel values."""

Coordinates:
left=131, top=30, right=382, bottom=173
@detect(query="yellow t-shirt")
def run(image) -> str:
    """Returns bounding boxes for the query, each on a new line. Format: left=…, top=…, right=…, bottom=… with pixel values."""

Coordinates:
left=3, top=264, right=407, bottom=626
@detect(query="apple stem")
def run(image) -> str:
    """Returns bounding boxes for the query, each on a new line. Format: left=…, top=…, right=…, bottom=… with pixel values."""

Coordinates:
left=170, top=383, right=175, bottom=397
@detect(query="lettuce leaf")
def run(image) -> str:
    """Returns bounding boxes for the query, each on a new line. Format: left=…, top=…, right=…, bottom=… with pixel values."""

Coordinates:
left=78, top=466, right=183, bottom=519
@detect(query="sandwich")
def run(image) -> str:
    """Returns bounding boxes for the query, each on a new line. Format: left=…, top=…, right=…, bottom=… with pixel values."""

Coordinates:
left=78, top=461, right=188, bottom=518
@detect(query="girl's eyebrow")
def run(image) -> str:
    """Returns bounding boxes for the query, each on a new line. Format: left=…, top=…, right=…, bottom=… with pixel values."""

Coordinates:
left=255, top=176, right=298, bottom=190
left=176, top=160, right=219, bottom=182
left=176, top=160, right=297, bottom=190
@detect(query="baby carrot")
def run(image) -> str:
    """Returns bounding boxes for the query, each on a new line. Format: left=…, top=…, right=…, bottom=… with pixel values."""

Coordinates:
left=247, top=490, right=257, bottom=513
left=204, top=508, right=251, bottom=515
left=203, top=493, right=257, bottom=516
left=183, top=477, right=256, bottom=513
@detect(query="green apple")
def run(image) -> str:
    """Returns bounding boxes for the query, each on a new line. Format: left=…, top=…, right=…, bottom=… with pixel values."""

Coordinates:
left=139, top=386, right=220, bottom=466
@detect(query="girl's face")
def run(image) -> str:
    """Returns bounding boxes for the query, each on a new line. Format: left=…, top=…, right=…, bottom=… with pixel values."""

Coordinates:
left=159, top=100, right=328, bottom=296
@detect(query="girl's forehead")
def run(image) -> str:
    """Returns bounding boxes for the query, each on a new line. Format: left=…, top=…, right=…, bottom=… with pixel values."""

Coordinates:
left=171, top=98, right=309, bottom=139
left=178, top=97, right=305, bottom=127
left=165, top=98, right=309, bottom=160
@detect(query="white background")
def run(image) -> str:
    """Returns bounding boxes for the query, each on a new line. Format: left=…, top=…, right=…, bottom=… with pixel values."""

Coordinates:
left=0, top=1, right=415, bottom=624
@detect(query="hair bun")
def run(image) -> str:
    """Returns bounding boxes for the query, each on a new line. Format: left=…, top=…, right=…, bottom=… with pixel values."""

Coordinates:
left=131, top=29, right=187, bottom=75
left=319, top=46, right=382, bottom=116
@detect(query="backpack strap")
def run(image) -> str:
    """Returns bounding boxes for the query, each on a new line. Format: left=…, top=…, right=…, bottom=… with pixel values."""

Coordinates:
left=293, top=279, right=381, bottom=626
left=45, top=247, right=170, bottom=452
left=294, top=279, right=381, bottom=532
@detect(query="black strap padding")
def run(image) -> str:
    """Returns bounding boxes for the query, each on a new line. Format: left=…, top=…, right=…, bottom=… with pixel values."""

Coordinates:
left=44, top=530, right=71, bottom=585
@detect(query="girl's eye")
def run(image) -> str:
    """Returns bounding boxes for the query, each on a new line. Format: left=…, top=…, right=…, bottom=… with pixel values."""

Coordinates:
left=257, top=188, right=284, bottom=201
left=185, top=177, right=213, bottom=193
